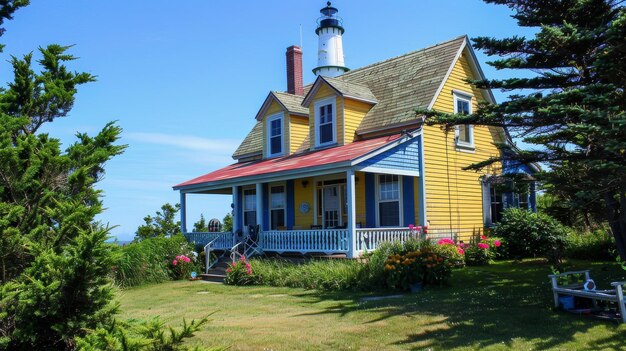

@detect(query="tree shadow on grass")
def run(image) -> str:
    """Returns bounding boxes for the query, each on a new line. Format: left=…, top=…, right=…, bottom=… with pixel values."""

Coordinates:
left=291, top=260, right=626, bottom=350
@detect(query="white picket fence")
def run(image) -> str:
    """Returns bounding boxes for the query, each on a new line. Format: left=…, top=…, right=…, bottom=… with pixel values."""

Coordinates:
left=259, top=229, right=350, bottom=254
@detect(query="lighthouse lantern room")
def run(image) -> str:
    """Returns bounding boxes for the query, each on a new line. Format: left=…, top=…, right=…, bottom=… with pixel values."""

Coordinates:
left=312, top=2, right=349, bottom=77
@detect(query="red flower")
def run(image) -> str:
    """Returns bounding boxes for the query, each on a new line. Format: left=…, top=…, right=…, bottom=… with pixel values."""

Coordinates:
left=481, top=235, right=488, bottom=240
left=172, top=259, right=178, bottom=266
left=478, top=243, right=489, bottom=250
left=457, top=248, right=465, bottom=255
left=494, top=240, right=501, bottom=247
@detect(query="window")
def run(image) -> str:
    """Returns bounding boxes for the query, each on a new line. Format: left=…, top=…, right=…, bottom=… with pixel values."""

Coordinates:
left=314, top=97, right=336, bottom=147
left=243, top=189, right=257, bottom=227
left=269, top=185, right=286, bottom=230
left=454, top=92, right=474, bottom=148
left=378, top=174, right=401, bottom=227
left=266, top=114, right=283, bottom=157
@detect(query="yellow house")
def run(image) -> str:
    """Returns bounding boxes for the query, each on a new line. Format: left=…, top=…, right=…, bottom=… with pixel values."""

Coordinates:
left=173, top=3, right=536, bottom=263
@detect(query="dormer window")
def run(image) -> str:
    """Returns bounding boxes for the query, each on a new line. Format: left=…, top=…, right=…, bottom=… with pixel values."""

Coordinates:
left=267, top=113, right=283, bottom=157
left=453, top=91, right=474, bottom=149
left=314, top=97, right=336, bottom=147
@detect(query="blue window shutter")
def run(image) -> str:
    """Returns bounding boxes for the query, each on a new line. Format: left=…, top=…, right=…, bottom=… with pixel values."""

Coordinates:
left=286, top=180, right=295, bottom=229
left=402, top=176, right=415, bottom=226
left=262, top=183, right=269, bottom=231
left=529, top=182, right=537, bottom=212
left=237, top=187, right=243, bottom=231
left=365, top=173, right=376, bottom=227
left=482, top=181, right=492, bottom=226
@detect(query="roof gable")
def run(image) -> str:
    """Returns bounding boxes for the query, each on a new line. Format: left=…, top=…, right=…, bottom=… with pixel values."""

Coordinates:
left=255, top=91, right=308, bottom=121
left=302, top=76, right=377, bottom=107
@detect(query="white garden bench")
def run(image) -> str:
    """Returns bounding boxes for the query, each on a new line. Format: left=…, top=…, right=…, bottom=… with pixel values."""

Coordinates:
left=548, top=270, right=626, bottom=323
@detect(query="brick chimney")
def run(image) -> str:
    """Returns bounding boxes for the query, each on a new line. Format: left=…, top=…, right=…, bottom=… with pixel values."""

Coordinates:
left=286, top=45, right=304, bottom=96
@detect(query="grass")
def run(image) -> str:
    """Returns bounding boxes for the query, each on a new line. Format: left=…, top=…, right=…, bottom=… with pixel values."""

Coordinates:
left=118, top=259, right=626, bottom=350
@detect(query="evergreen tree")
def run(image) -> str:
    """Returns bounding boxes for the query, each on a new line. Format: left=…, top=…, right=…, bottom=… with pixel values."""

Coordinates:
left=423, top=0, right=626, bottom=258
left=0, top=3, right=127, bottom=349
left=193, top=214, right=207, bottom=232
left=222, top=213, right=233, bottom=232
left=135, top=203, right=181, bottom=240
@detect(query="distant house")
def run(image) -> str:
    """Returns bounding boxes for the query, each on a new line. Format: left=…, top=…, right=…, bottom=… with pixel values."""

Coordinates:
left=173, top=3, right=536, bottom=259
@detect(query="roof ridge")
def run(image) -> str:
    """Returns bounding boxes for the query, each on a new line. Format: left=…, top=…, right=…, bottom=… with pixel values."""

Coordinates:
left=341, top=35, right=466, bottom=77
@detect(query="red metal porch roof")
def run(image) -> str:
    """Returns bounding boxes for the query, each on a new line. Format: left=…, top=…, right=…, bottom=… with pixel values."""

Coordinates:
left=174, top=134, right=402, bottom=189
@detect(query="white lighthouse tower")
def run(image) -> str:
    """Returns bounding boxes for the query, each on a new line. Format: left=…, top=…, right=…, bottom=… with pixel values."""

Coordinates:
left=312, top=2, right=349, bottom=77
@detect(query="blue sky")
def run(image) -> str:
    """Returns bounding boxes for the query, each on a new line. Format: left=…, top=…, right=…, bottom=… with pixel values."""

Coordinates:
left=1, top=1, right=532, bottom=241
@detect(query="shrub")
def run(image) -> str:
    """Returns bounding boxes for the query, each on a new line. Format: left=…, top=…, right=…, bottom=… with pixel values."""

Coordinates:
left=249, top=258, right=364, bottom=291
left=461, top=235, right=504, bottom=266
left=224, top=256, right=255, bottom=286
left=492, top=208, right=568, bottom=264
left=111, top=235, right=199, bottom=287
left=384, top=246, right=457, bottom=290
left=565, top=229, right=616, bottom=260
left=434, top=238, right=466, bottom=266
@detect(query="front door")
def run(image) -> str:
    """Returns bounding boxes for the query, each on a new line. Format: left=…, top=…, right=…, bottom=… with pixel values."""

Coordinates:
left=323, top=186, right=341, bottom=228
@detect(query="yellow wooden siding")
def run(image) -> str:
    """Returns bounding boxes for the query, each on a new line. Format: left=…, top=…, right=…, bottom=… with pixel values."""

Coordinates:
left=289, top=115, right=309, bottom=154
left=293, top=177, right=315, bottom=229
left=262, top=100, right=287, bottom=158
left=343, top=99, right=372, bottom=143
left=424, top=53, right=504, bottom=241
left=308, top=84, right=343, bottom=149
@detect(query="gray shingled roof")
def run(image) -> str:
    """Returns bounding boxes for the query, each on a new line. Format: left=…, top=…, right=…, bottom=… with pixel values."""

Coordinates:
left=272, top=91, right=308, bottom=115
left=311, top=76, right=377, bottom=104
left=233, top=36, right=466, bottom=159
left=232, top=121, right=262, bottom=159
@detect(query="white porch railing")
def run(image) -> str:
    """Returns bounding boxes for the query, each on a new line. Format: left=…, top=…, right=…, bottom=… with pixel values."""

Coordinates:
left=260, top=229, right=350, bottom=254
left=356, top=228, right=417, bottom=253
left=184, top=232, right=234, bottom=249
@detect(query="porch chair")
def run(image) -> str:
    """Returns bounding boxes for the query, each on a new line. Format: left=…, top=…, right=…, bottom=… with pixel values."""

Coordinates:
left=244, top=224, right=262, bottom=258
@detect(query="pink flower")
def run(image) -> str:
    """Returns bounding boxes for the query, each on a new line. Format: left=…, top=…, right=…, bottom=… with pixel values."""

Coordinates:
left=438, top=238, right=455, bottom=246
left=478, top=243, right=489, bottom=250
left=245, top=263, right=252, bottom=275
left=408, top=224, right=414, bottom=230
left=494, top=240, right=501, bottom=247
left=481, top=235, right=488, bottom=240
left=226, top=267, right=232, bottom=273
left=457, top=248, right=465, bottom=255
left=172, top=259, right=178, bottom=266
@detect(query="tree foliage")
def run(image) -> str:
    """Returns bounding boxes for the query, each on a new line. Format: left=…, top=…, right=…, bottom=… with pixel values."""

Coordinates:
left=0, top=3, right=127, bottom=349
left=193, top=214, right=207, bottom=232
left=422, top=0, right=626, bottom=258
left=135, top=203, right=181, bottom=241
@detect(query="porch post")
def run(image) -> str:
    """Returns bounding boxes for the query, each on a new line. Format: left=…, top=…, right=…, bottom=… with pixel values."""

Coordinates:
left=346, top=169, right=357, bottom=258
left=255, top=183, right=263, bottom=230
left=232, top=186, right=239, bottom=232
left=179, top=191, right=187, bottom=233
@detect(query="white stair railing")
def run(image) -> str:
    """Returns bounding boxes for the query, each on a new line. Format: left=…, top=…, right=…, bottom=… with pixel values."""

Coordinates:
left=202, top=232, right=236, bottom=274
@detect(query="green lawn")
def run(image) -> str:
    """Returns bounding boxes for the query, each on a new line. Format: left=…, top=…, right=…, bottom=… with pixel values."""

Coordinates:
left=118, top=260, right=626, bottom=350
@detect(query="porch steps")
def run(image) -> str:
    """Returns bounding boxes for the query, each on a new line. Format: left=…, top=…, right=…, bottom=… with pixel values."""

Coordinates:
left=200, top=256, right=231, bottom=283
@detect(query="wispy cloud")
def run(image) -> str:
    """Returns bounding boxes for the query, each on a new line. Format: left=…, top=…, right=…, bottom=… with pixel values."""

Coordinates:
left=126, top=132, right=240, bottom=153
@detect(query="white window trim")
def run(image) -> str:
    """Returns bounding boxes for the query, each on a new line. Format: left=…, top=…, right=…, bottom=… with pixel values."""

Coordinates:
left=313, top=97, right=337, bottom=148
left=268, top=183, right=287, bottom=230
left=453, top=92, right=475, bottom=150
left=243, top=187, right=257, bottom=226
left=375, top=174, right=404, bottom=228
left=266, top=113, right=284, bottom=158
